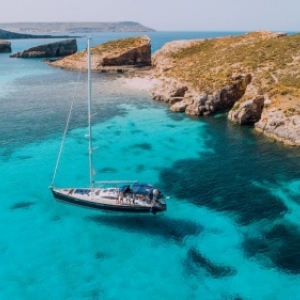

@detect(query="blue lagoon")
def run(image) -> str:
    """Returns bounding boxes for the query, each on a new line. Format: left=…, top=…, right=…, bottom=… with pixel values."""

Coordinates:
left=1, top=32, right=300, bottom=300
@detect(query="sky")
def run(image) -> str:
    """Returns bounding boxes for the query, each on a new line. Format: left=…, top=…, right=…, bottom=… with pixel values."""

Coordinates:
left=1, top=0, right=299, bottom=31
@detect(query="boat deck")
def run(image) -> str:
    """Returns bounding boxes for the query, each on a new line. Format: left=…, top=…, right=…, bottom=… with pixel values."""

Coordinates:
left=53, top=187, right=155, bottom=208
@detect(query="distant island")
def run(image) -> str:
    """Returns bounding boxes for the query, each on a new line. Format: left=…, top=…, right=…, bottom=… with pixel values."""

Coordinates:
left=0, top=22, right=155, bottom=34
left=0, top=28, right=74, bottom=39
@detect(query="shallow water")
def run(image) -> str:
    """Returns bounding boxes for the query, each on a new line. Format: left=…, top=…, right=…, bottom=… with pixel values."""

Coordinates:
left=1, top=32, right=300, bottom=300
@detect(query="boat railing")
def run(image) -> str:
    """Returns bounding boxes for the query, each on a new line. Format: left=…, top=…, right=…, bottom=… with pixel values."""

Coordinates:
left=93, top=180, right=137, bottom=188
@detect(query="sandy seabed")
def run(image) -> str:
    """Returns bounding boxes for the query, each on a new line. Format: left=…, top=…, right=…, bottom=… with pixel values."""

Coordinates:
left=117, top=76, right=162, bottom=92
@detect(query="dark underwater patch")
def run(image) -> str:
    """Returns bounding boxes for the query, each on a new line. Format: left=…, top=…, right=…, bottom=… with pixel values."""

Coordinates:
left=186, top=247, right=237, bottom=278
left=160, top=157, right=288, bottom=225
left=265, top=223, right=300, bottom=274
left=159, top=115, right=300, bottom=227
left=227, top=296, right=247, bottom=300
left=242, top=237, right=269, bottom=257
left=86, top=215, right=203, bottom=243
left=167, top=112, right=185, bottom=122
left=16, top=155, right=32, bottom=160
left=95, top=251, right=106, bottom=260
left=52, top=215, right=61, bottom=221
left=133, top=143, right=152, bottom=151
left=164, top=124, right=177, bottom=128
left=130, top=129, right=142, bottom=135
left=99, top=167, right=117, bottom=174
left=243, top=223, right=300, bottom=274
left=136, top=164, right=145, bottom=173
left=10, top=201, right=35, bottom=210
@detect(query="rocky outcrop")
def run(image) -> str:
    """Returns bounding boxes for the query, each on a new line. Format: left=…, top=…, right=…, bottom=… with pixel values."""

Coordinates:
left=147, top=31, right=300, bottom=146
left=151, top=78, right=188, bottom=104
left=150, top=74, right=252, bottom=116
left=186, top=75, right=252, bottom=116
left=228, top=95, right=265, bottom=125
left=50, top=36, right=151, bottom=72
left=10, top=39, right=77, bottom=58
left=255, top=109, right=300, bottom=146
left=102, top=43, right=151, bottom=66
left=0, top=39, right=11, bottom=52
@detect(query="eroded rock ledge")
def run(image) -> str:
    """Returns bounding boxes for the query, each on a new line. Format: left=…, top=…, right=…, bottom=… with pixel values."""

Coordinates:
left=151, top=75, right=252, bottom=116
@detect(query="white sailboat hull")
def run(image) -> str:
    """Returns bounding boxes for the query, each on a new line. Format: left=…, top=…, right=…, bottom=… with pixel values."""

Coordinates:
left=51, top=186, right=167, bottom=213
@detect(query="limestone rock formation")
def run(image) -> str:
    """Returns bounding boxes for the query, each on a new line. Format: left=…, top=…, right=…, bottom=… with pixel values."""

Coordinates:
left=255, top=109, right=300, bottom=146
left=0, top=39, right=11, bottom=52
left=50, top=36, right=151, bottom=72
left=228, top=95, right=265, bottom=125
left=151, top=79, right=188, bottom=104
left=152, top=74, right=252, bottom=116
left=10, top=39, right=77, bottom=58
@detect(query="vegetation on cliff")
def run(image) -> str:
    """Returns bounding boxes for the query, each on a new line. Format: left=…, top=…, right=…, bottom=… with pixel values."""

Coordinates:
left=77, top=36, right=149, bottom=58
left=153, top=31, right=300, bottom=116
left=50, top=36, right=151, bottom=71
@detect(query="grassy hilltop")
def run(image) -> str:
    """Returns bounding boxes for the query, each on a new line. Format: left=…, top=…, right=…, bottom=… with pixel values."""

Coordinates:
left=153, top=31, right=300, bottom=116
left=50, top=36, right=151, bottom=71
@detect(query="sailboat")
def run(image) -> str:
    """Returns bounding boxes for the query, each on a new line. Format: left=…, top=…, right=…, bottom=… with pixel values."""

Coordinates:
left=50, top=37, right=167, bottom=214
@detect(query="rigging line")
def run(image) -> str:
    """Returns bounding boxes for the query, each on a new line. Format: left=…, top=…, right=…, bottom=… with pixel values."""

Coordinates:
left=50, top=70, right=82, bottom=187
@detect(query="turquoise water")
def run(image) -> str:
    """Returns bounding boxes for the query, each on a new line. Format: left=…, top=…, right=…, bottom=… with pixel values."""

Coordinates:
left=1, top=32, right=300, bottom=300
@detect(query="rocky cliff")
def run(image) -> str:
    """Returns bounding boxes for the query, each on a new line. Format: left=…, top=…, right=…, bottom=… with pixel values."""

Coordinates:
left=149, top=31, right=300, bottom=146
left=10, top=39, right=77, bottom=58
left=49, top=36, right=151, bottom=71
left=0, top=39, right=11, bottom=52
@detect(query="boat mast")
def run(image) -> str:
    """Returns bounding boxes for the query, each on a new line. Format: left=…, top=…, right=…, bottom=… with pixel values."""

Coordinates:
left=87, top=37, right=94, bottom=188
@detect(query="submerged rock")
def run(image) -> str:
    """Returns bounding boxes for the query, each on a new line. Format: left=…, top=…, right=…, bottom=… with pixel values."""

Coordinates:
left=10, top=39, right=77, bottom=58
left=10, top=201, right=35, bottom=209
left=187, top=247, right=236, bottom=278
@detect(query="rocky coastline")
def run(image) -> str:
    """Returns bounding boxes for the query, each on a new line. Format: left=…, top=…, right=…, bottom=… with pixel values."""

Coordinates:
left=146, top=31, right=300, bottom=147
left=10, top=39, right=77, bottom=58
left=47, top=31, right=300, bottom=147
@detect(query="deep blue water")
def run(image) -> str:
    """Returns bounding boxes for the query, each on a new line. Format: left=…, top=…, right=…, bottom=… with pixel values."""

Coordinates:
left=1, top=32, right=300, bottom=300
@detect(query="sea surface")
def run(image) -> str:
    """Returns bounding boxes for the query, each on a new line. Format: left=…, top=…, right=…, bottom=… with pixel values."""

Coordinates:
left=1, top=31, right=300, bottom=300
